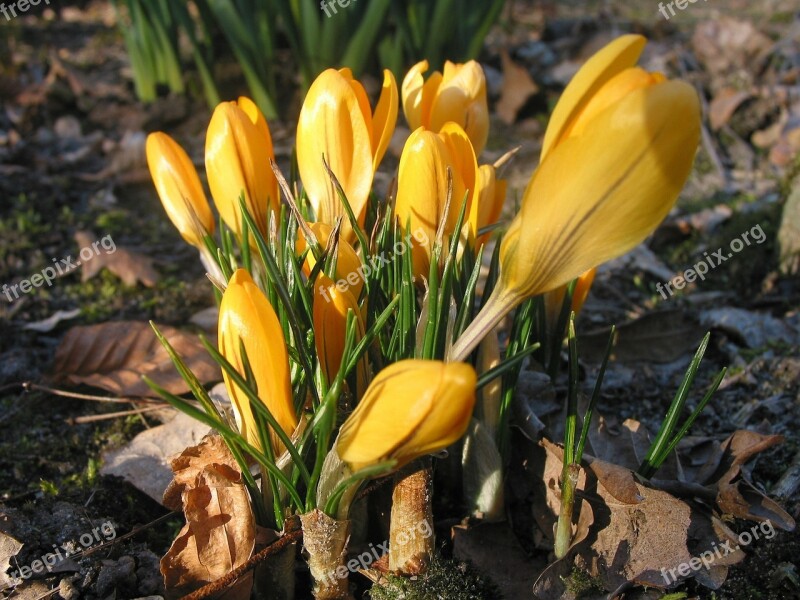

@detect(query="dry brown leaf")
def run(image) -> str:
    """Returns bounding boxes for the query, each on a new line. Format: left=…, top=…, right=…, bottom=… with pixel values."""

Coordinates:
left=161, top=434, right=255, bottom=599
left=0, top=531, right=24, bottom=591
left=74, top=230, right=159, bottom=287
left=52, top=321, right=220, bottom=397
left=581, top=310, right=705, bottom=364
left=692, top=18, right=773, bottom=77
left=496, top=49, right=539, bottom=125
left=102, top=411, right=211, bottom=504
left=709, top=88, right=752, bottom=131
left=533, top=440, right=743, bottom=595
left=521, top=416, right=793, bottom=595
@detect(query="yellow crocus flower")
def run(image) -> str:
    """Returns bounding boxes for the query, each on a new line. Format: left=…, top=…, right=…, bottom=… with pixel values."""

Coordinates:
left=218, top=269, right=297, bottom=452
left=296, top=68, right=398, bottom=240
left=451, top=35, right=701, bottom=361
left=402, top=60, right=489, bottom=156
left=205, top=98, right=279, bottom=241
left=296, top=222, right=365, bottom=301
left=313, top=273, right=367, bottom=394
left=394, top=123, right=478, bottom=279
left=336, top=360, right=476, bottom=472
left=146, top=132, right=214, bottom=249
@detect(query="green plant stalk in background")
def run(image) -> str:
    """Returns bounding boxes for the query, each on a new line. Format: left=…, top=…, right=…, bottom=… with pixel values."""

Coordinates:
left=116, top=0, right=508, bottom=112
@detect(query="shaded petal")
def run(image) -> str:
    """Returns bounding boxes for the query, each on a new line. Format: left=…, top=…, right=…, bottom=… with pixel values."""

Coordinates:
left=430, top=61, right=488, bottom=154
left=402, top=60, right=429, bottom=131
left=371, top=69, right=399, bottom=171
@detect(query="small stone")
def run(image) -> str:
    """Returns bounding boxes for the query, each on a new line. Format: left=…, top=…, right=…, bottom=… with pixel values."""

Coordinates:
left=58, top=577, right=79, bottom=600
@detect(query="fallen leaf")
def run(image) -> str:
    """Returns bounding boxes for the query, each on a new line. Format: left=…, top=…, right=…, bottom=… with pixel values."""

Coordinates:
left=709, top=89, right=753, bottom=131
left=0, top=531, right=23, bottom=591
left=102, top=411, right=211, bottom=504
left=161, top=434, right=255, bottom=599
left=692, top=18, right=773, bottom=77
left=52, top=321, right=220, bottom=397
left=22, top=308, right=82, bottom=332
left=496, top=49, right=539, bottom=125
left=581, top=310, right=705, bottom=364
left=74, top=230, right=159, bottom=288
left=699, top=307, right=799, bottom=348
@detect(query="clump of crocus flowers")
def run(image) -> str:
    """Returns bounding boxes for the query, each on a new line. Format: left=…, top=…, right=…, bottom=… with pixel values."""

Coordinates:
left=146, top=35, right=701, bottom=599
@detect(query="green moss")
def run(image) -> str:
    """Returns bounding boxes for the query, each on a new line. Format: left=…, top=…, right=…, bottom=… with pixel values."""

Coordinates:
left=367, top=555, right=501, bottom=600
left=561, top=567, right=604, bottom=598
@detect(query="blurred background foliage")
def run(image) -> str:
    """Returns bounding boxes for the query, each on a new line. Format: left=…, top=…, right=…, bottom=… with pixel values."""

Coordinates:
left=112, top=0, right=507, bottom=119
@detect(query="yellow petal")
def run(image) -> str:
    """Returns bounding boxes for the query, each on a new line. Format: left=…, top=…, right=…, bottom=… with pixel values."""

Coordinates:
left=402, top=60, right=429, bottom=131
left=501, top=80, right=700, bottom=300
left=336, top=360, right=476, bottom=471
left=472, top=164, right=506, bottom=244
left=371, top=69, right=399, bottom=172
left=313, top=273, right=366, bottom=392
left=430, top=60, right=489, bottom=155
left=297, top=69, right=374, bottom=238
left=205, top=101, right=276, bottom=240
left=438, top=122, right=478, bottom=231
left=296, top=222, right=365, bottom=300
left=571, top=268, right=596, bottom=314
left=400, top=362, right=476, bottom=459
left=146, top=132, right=214, bottom=248
left=218, top=269, right=297, bottom=452
left=340, top=70, right=374, bottom=142
left=394, top=128, right=451, bottom=279
left=541, top=34, right=646, bottom=160
left=567, top=68, right=665, bottom=139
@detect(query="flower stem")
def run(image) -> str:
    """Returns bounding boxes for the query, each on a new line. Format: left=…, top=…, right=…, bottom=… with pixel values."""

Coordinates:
left=389, top=457, right=434, bottom=574
left=450, top=286, right=518, bottom=362
left=554, top=462, right=580, bottom=559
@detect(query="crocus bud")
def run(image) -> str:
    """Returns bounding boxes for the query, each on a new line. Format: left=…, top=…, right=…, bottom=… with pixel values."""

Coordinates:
left=451, top=35, right=701, bottom=361
left=297, top=68, right=398, bottom=240
left=336, top=360, right=476, bottom=472
left=146, top=132, right=214, bottom=249
left=205, top=98, right=279, bottom=241
left=313, top=273, right=367, bottom=394
left=218, top=269, right=297, bottom=452
left=403, top=60, right=489, bottom=155
left=394, top=124, right=478, bottom=279
left=296, top=222, right=365, bottom=301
